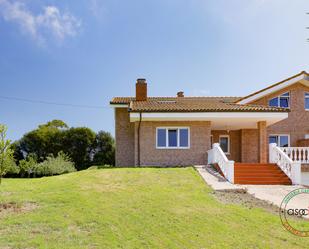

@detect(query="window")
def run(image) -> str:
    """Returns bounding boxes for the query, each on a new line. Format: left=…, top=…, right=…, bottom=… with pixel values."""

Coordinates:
left=305, top=93, right=309, bottom=110
left=156, top=127, right=190, bottom=149
left=269, top=92, right=290, bottom=108
left=219, top=135, right=230, bottom=154
left=269, top=135, right=290, bottom=147
left=157, top=129, right=166, bottom=147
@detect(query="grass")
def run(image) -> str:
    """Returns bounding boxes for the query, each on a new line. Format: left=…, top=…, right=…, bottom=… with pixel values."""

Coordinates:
left=0, top=167, right=308, bottom=249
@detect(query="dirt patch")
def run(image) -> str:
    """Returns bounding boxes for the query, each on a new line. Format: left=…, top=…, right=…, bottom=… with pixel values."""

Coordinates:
left=213, top=189, right=307, bottom=221
left=0, top=202, right=38, bottom=218
left=212, top=189, right=280, bottom=216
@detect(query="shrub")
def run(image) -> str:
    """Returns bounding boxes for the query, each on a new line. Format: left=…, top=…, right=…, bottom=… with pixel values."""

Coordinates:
left=34, top=152, right=76, bottom=177
left=18, top=154, right=37, bottom=177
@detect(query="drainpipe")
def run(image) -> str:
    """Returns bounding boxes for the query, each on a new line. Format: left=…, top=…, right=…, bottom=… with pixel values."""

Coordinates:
left=137, top=112, right=142, bottom=166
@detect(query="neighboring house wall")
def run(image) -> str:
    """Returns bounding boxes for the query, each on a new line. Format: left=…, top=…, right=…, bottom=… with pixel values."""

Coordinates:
left=211, top=130, right=241, bottom=162
left=115, top=108, right=135, bottom=166
left=135, top=121, right=211, bottom=166
left=251, top=83, right=309, bottom=146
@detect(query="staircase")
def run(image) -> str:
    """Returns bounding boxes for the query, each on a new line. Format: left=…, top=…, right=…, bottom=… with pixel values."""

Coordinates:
left=234, top=163, right=292, bottom=185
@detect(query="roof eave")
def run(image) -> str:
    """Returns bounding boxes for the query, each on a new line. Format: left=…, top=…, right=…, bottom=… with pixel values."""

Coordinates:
left=236, top=71, right=309, bottom=105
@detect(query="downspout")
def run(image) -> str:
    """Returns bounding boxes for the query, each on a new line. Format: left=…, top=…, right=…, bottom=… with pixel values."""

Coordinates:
left=137, top=112, right=142, bottom=166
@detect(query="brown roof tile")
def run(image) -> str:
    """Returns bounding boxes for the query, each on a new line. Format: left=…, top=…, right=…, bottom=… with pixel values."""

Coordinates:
left=110, top=96, right=241, bottom=104
left=110, top=96, right=288, bottom=112
left=128, top=98, right=289, bottom=113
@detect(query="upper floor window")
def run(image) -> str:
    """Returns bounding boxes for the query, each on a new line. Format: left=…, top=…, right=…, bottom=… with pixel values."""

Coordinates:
left=156, top=127, right=190, bottom=149
left=269, top=92, right=290, bottom=108
left=305, top=92, right=309, bottom=110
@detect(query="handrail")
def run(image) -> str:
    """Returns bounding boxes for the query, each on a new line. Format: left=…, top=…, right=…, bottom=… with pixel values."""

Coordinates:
left=280, top=147, right=309, bottom=164
left=269, top=143, right=301, bottom=185
left=207, top=143, right=234, bottom=183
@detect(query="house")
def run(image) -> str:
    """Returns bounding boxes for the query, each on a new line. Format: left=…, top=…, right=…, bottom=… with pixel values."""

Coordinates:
left=110, top=71, right=309, bottom=185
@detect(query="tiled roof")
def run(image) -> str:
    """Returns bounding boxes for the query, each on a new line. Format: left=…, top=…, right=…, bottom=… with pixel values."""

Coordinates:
left=127, top=98, right=289, bottom=113
left=110, top=97, right=289, bottom=112
left=110, top=96, right=241, bottom=104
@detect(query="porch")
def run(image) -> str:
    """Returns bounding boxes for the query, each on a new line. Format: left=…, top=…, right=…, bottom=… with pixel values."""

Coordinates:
left=208, top=143, right=306, bottom=185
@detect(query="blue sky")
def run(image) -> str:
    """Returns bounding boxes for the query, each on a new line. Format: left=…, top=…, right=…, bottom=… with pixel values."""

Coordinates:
left=0, top=0, right=308, bottom=141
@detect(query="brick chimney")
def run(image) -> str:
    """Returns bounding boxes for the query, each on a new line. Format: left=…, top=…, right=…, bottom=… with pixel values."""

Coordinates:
left=136, top=79, right=147, bottom=101
left=177, top=91, right=184, bottom=97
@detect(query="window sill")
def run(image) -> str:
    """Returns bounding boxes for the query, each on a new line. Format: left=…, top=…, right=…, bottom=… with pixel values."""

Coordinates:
left=156, top=147, right=190, bottom=150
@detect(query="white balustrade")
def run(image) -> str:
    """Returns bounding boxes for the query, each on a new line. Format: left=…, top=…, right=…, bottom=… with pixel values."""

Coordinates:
left=269, top=143, right=302, bottom=185
left=280, top=147, right=309, bottom=164
left=207, top=143, right=234, bottom=183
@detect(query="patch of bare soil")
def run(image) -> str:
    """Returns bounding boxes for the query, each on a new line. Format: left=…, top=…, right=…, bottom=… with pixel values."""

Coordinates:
left=212, top=189, right=280, bottom=216
left=0, top=202, right=38, bottom=218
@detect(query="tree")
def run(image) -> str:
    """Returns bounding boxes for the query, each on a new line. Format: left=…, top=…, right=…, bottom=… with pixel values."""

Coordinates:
left=12, top=120, right=115, bottom=171
left=92, top=131, right=115, bottom=166
left=14, top=120, right=68, bottom=161
left=62, top=127, right=96, bottom=170
left=0, top=124, right=14, bottom=184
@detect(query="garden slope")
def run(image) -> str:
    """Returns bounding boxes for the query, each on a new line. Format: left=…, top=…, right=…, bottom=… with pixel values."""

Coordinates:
left=0, top=167, right=308, bottom=249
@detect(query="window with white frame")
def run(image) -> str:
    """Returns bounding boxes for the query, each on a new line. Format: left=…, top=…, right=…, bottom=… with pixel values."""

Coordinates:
left=305, top=92, right=309, bottom=110
left=219, top=135, right=230, bottom=154
left=269, top=134, right=290, bottom=147
left=156, top=127, right=189, bottom=149
left=269, top=92, right=290, bottom=108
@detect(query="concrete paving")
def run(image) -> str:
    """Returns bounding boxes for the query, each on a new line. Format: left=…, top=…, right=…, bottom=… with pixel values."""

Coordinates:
left=195, top=165, right=244, bottom=191
left=195, top=165, right=309, bottom=219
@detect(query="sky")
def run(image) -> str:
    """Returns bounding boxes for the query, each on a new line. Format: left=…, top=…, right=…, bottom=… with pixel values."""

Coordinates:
left=0, top=0, right=308, bottom=141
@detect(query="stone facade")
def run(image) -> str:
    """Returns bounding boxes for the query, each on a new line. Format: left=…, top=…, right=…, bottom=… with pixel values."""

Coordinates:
left=211, top=130, right=241, bottom=162
left=241, top=129, right=259, bottom=163
left=114, top=81, right=309, bottom=166
left=115, top=108, right=135, bottom=166
left=251, top=83, right=309, bottom=146
left=135, top=121, right=211, bottom=166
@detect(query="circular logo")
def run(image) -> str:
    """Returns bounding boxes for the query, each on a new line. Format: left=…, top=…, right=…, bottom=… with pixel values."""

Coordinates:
left=279, top=188, right=309, bottom=237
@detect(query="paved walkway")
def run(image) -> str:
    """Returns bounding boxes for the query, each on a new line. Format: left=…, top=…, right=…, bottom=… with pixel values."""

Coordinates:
left=195, top=165, right=309, bottom=219
left=195, top=165, right=243, bottom=191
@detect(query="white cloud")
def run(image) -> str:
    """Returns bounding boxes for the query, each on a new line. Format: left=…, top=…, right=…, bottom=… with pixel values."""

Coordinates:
left=89, top=0, right=106, bottom=20
left=0, top=0, right=81, bottom=45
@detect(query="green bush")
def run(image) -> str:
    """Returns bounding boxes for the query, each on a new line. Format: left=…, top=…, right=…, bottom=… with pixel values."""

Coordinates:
left=18, top=154, right=37, bottom=177
left=5, top=158, right=20, bottom=175
left=34, top=152, right=76, bottom=177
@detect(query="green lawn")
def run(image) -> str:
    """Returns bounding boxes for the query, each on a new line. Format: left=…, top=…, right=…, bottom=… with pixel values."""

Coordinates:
left=0, top=167, right=308, bottom=249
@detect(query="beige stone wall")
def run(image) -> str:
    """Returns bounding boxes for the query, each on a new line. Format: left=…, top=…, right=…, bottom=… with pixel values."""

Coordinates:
left=211, top=130, right=241, bottom=162
left=258, top=121, right=267, bottom=163
left=135, top=121, right=211, bottom=166
left=251, top=83, right=309, bottom=146
left=241, top=129, right=259, bottom=163
left=115, top=108, right=135, bottom=166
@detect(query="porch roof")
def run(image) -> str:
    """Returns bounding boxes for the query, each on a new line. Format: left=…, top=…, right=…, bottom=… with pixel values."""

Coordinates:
left=129, top=112, right=289, bottom=129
